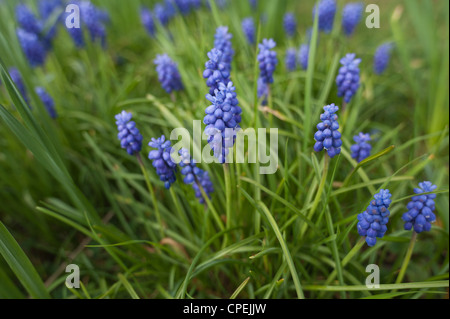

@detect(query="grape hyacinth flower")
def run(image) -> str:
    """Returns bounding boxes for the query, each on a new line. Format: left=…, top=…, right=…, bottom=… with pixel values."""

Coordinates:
left=154, top=54, right=184, bottom=94
left=141, top=7, right=156, bottom=37
left=148, top=135, right=177, bottom=189
left=8, top=67, right=29, bottom=104
left=154, top=3, right=170, bottom=26
left=336, top=53, right=361, bottom=103
left=16, top=28, right=47, bottom=67
left=115, top=111, right=143, bottom=156
left=402, top=182, right=438, bottom=233
left=203, top=81, right=241, bottom=163
left=342, top=2, right=364, bottom=36
left=313, top=103, right=342, bottom=158
left=35, top=87, right=57, bottom=119
left=350, top=132, right=372, bottom=163
left=374, top=42, right=394, bottom=75
left=203, top=48, right=231, bottom=95
left=214, top=26, right=234, bottom=71
left=38, top=0, right=64, bottom=21
left=249, top=0, right=257, bottom=9
left=242, top=17, right=255, bottom=45
left=15, top=4, right=42, bottom=35
left=357, top=189, right=392, bottom=247
left=173, top=0, right=191, bottom=15
left=313, top=0, right=337, bottom=34
left=179, top=148, right=214, bottom=203
left=285, top=48, right=297, bottom=72
left=258, top=38, right=278, bottom=84
left=283, top=12, right=297, bottom=38
left=257, top=77, right=269, bottom=106
left=298, top=44, right=309, bottom=70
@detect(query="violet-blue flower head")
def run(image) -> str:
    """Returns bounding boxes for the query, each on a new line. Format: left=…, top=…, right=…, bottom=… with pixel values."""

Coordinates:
left=402, top=182, right=437, bottom=233
left=214, top=26, right=234, bottom=71
left=35, top=87, right=57, bottom=118
left=203, top=48, right=231, bottom=95
left=16, top=28, right=47, bottom=68
left=336, top=53, right=361, bottom=103
left=357, top=189, right=392, bottom=247
left=141, top=7, right=156, bottom=37
left=313, top=103, right=342, bottom=158
left=342, top=2, right=363, bottom=36
left=8, top=67, right=29, bottom=104
left=115, top=111, right=143, bottom=156
left=350, top=132, right=372, bottom=163
left=285, top=48, right=297, bottom=72
left=15, top=4, right=42, bottom=35
left=154, top=54, right=184, bottom=94
left=154, top=3, right=170, bottom=26
left=313, top=0, right=337, bottom=34
left=179, top=148, right=214, bottom=203
left=242, top=17, right=255, bottom=45
left=148, top=135, right=177, bottom=189
left=258, top=38, right=278, bottom=84
left=203, top=81, right=241, bottom=163
left=374, top=42, right=394, bottom=75
left=283, top=12, right=297, bottom=38
left=298, top=43, right=309, bottom=70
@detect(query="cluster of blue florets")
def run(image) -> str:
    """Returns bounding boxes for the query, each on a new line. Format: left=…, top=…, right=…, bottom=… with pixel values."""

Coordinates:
left=402, top=182, right=437, bottom=233
left=179, top=148, right=214, bottom=203
left=336, top=53, right=361, bottom=103
left=341, top=2, right=364, bottom=36
left=115, top=111, right=144, bottom=156
left=8, top=67, right=29, bottom=104
left=203, top=81, right=242, bottom=163
left=258, top=39, right=278, bottom=85
left=374, top=43, right=394, bottom=75
left=357, top=189, right=392, bottom=247
left=350, top=132, right=372, bottom=163
left=214, top=26, right=234, bottom=72
left=298, top=44, right=310, bottom=70
left=241, top=17, right=256, bottom=45
left=285, top=48, right=297, bottom=72
left=203, top=48, right=231, bottom=95
left=148, top=135, right=178, bottom=189
left=313, top=104, right=342, bottom=158
left=35, top=87, right=57, bottom=119
left=154, top=54, right=184, bottom=94
left=313, top=0, right=337, bottom=34
left=283, top=13, right=297, bottom=38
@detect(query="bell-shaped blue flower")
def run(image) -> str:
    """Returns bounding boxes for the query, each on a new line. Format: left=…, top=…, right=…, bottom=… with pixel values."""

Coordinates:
left=313, top=104, right=342, bottom=158
left=402, top=182, right=437, bottom=233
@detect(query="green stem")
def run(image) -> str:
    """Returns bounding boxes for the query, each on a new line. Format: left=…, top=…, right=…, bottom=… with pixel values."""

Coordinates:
left=195, top=177, right=225, bottom=231
left=223, top=163, right=232, bottom=246
left=396, top=231, right=418, bottom=284
left=169, top=187, right=192, bottom=237
left=136, top=154, right=164, bottom=238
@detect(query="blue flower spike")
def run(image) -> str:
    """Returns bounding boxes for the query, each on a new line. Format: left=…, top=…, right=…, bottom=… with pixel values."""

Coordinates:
left=374, top=42, right=394, bottom=75
left=214, top=26, right=234, bottom=71
left=154, top=53, right=184, bottom=94
left=357, top=189, right=392, bottom=247
left=313, top=0, right=337, bottom=34
left=342, top=2, right=364, bottom=36
left=283, top=12, right=297, bottom=38
left=203, top=48, right=231, bottom=95
left=350, top=132, right=372, bottom=163
left=148, top=135, right=178, bottom=189
left=402, top=182, right=438, bottom=234
left=258, top=38, right=278, bottom=85
left=336, top=53, right=361, bottom=103
left=35, top=87, right=57, bottom=119
left=179, top=148, right=214, bottom=203
left=115, top=111, right=143, bottom=156
left=313, top=104, right=342, bottom=158
left=298, top=44, right=309, bottom=70
left=285, top=48, right=297, bottom=72
left=242, top=17, right=256, bottom=45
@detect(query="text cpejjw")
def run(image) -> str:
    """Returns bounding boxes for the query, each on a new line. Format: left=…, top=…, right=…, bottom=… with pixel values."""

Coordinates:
left=182, top=303, right=267, bottom=316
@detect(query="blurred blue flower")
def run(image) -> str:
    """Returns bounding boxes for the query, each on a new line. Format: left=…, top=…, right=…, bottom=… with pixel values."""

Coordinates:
left=257, top=77, right=268, bottom=106
left=154, top=3, right=170, bottom=26
left=141, top=7, right=156, bottom=37
left=258, top=38, right=278, bottom=84
left=285, top=48, right=297, bottom=72
left=402, top=182, right=437, bottom=233
left=8, top=67, right=29, bottom=104
left=115, top=111, right=143, bottom=156
left=350, top=132, right=372, bottom=162
left=148, top=135, right=177, bottom=189
left=313, top=103, right=342, bottom=158
left=298, top=44, right=309, bottom=70
left=313, top=0, right=337, bottom=34
left=357, top=189, right=392, bottom=247
left=283, top=12, right=297, bottom=38
left=154, top=54, right=184, bottom=94
left=16, top=28, right=47, bottom=68
left=35, top=87, right=57, bottom=118
left=15, top=4, right=43, bottom=35
left=242, top=17, right=255, bottom=45
left=374, top=42, right=394, bottom=75
left=336, top=53, right=361, bottom=103
left=342, top=2, right=363, bottom=36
